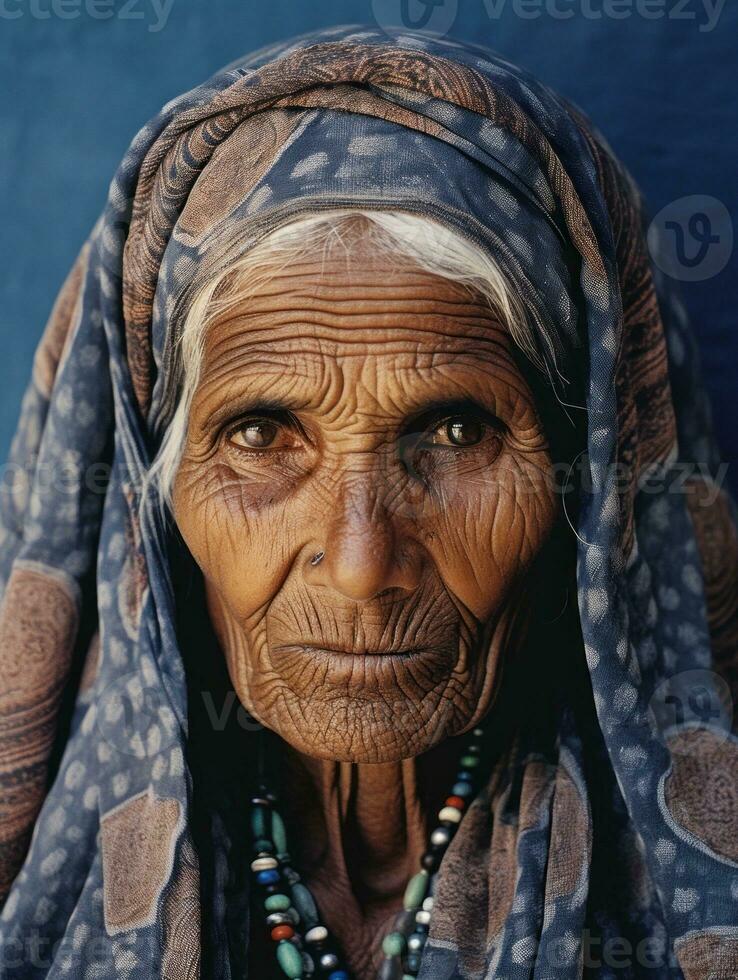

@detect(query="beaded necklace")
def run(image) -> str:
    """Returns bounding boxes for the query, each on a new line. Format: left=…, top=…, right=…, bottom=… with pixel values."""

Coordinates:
left=247, top=726, right=488, bottom=980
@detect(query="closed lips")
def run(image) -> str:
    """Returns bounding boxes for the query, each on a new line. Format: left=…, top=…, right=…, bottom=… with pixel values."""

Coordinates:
left=274, top=642, right=426, bottom=657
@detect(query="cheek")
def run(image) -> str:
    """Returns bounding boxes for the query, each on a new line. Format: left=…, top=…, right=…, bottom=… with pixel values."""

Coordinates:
left=173, top=460, right=293, bottom=622
left=421, top=448, right=557, bottom=620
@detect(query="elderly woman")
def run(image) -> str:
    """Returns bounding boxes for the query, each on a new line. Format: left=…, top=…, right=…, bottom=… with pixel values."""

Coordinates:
left=0, top=24, right=736, bottom=980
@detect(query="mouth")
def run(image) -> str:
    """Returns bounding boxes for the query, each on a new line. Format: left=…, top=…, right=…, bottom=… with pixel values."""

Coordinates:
left=267, top=639, right=458, bottom=696
left=273, top=642, right=426, bottom=658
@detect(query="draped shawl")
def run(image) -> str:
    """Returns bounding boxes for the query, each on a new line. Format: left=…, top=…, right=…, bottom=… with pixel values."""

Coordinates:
left=0, top=24, right=737, bottom=980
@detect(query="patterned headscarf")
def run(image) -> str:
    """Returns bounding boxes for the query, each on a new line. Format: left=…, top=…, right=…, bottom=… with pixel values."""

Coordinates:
left=0, top=25, right=736, bottom=980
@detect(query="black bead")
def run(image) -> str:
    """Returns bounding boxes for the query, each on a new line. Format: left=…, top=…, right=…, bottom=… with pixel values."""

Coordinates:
left=393, top=909, right=416, bottom=935
left=406, top=952, right=422, bottom=972
left=378, top=956, right=403, bottom=980
left=421, top=851, right=441, bottom=872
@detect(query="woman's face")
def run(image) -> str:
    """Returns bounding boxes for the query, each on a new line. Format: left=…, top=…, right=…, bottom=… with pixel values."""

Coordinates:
left=173, top=236, right=558, bottom=762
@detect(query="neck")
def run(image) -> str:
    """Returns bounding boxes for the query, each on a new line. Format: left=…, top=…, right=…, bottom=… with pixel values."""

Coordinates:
left=276, top=739, right=461, bottom=975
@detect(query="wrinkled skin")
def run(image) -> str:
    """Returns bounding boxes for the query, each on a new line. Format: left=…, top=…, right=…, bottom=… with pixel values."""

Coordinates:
left=173, top=221, right=559, bottom=975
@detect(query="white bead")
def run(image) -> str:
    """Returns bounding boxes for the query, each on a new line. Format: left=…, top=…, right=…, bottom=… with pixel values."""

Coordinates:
left=422, top=896, right=434, bottom=911
left=305, top=926, right=328, bottom=944
left=320, top=952, right=339, bottom=969
left=430, top=827, right=451, bottom=847
left=415, top=909, right=431, bottom=926
left=438, top=806, right=462, bottom=824
left=250, top=856, right=278, bottom=872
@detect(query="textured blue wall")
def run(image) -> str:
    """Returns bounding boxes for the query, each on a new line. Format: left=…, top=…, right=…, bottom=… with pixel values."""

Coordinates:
left=1, top=0, right=736, bottom=489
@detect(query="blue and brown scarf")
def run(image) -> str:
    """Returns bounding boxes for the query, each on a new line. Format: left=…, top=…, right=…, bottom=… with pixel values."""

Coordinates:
left=0, top=25, right=736, bottom=979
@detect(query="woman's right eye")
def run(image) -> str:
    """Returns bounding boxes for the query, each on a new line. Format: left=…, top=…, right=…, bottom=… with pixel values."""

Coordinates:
left=227, top=418, right=294, bottom=451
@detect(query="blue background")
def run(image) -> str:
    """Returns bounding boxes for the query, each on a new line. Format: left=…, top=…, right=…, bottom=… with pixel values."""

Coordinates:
left=1, top=0, right=736, bottom=489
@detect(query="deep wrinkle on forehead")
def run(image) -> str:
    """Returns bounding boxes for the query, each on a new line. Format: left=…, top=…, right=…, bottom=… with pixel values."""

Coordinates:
left=193, top=344, right=539, bottom=439
left=190, top=255, right=543, bottom=444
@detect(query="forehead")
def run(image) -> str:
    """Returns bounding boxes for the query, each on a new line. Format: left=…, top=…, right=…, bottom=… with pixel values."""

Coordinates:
left=201, top=247, right=515, bottom=363
left=192, top=247, right=540, bottom=427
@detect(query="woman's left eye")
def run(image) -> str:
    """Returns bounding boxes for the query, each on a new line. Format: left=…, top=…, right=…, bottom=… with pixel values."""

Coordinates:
left=228, top=419, right=293, bottom=451
left=426, top=416, right=489, bottom=448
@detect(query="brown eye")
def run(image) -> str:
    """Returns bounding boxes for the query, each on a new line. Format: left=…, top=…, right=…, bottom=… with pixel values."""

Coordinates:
left=431, top=416, right=486, bottom=447
left=229, top=420, right=281, bottom=450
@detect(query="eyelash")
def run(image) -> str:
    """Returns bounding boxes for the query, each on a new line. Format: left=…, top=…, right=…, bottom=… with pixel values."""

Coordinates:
left=224, top=407, right=505, bottom=456
left=223, top=413, right=300, bottom=453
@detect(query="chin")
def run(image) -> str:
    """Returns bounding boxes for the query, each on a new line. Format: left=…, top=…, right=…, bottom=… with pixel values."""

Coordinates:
left=276, top=713, right=448, bottom=764
left=243, top=681, right=477, bottom=764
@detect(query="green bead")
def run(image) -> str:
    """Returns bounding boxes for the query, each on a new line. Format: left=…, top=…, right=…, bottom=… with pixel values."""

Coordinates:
left=290, top=882, right=319, bottom=929
left=251, top=806, right=271, bottom=840
left=459, top=754, right=479, bottom=769
left=272, top=810, right=288, bottom=855
left=265, top=894, right=291, bottom=913
left=403, top=870, right=430, bottom=911
left=382, top=931, right=406, bottom=957
left=276, top=939, right=303, bottom=979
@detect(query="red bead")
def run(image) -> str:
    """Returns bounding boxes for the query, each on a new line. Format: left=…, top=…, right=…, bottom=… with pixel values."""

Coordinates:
left=445, top=795, right=466, bottom=810
left=271, top=924, right=294, bottom=942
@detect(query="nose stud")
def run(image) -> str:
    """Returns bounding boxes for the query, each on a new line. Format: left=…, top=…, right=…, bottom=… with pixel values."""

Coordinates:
left=310, top=551, right=325, bottom=567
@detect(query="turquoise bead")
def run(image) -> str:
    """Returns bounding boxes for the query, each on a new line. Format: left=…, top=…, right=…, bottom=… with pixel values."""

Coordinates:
left=403, top=870, right=430, bottom=910
left=264, top=894, right=291, bottom=913
left=382, top=931, right=406, bottom=957
left=452, top=781, right=473, bottom=797
left=272, top=810, right=288, bottom=855
left=251, top=806, right=271, bottom=840
left=291, top=882, right=319, bottom=929
left=276, top=939, right=303, bottom=979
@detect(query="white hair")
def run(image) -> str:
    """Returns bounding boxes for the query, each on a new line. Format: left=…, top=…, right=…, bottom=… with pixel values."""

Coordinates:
left=147, top=209, right=536, bottom=511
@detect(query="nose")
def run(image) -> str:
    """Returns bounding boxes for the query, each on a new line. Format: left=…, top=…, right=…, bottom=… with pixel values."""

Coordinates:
left=310, top=476, right=423, bottom=601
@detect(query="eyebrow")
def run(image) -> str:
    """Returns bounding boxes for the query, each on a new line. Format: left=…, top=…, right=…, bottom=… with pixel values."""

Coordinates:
left=195, top=349, right=522, bottom=432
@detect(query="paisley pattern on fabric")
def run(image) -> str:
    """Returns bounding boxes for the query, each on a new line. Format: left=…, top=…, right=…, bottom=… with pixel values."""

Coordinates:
left=662, top=728, right=738, bottom=865
left=675, top=929, right=738, bottom=979
left=100, top=788, right=183, bottom=935
left=0, top=565, right=78, bottom=899
left=685, top=479, right=738, bottom=702
left=0, top=24, right=735, bottom=979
